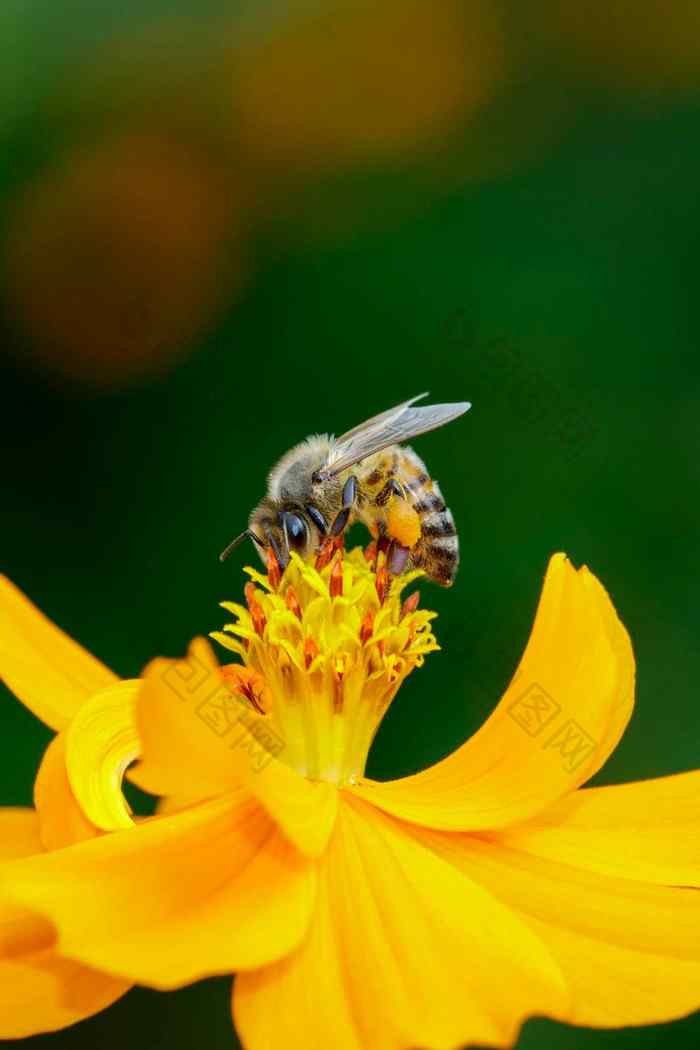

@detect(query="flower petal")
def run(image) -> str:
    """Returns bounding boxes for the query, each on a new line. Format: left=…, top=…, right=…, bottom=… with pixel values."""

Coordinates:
left=0, top=808, right=129, bottom=1038
left=65, top=680, right=141, bottom=832
left=494, top=769, right=700, bottom=886
left=0, top=808, right=43, bottom=859
left=0, top=793, right=316, bottom=989
left=134, top=638, right=337, bottom=856
left=0, top=575, right=116, bottom=730
left=234, top=794, right=568, bottom=1050
left=0, top=949, right=130, bottom=1039
left=33, top=734, right=97, bottom=851
left=353, top=553, right=635, bottom=831
left=418, top=829, right=700, bottom=1029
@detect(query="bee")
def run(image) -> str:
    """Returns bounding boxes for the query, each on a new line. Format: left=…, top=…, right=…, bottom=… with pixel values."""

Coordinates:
left=219, top=393, right=471, bottom=586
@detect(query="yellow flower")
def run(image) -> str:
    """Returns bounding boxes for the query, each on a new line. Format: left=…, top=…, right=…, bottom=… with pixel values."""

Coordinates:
left=0, top=549, right=699, bottom=1047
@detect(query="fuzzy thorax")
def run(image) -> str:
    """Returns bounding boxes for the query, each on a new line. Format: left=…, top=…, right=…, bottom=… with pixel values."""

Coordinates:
left=211, top=546, right=439, bottom=785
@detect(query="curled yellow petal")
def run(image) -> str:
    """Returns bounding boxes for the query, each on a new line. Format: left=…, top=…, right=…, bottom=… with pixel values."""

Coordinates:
left=135, top=638, right=338, bottom=857
left=34, top=734, right=97, bottom=851
left=65, top=681, right=142, bottom=832
left=352, top=553, right=635, bottom=831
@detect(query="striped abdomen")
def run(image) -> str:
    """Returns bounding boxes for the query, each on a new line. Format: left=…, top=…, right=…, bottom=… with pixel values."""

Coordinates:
left=356, top=445, right=459, bottom=586
left=401, top=448, right=459, bottom=586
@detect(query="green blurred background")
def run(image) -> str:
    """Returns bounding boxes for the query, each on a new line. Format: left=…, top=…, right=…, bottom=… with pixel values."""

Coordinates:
left=1, top=1, right=699, bottom=1047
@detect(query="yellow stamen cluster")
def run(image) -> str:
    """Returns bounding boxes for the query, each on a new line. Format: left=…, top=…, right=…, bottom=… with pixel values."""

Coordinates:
left=211, top=546, right=439, bottom=784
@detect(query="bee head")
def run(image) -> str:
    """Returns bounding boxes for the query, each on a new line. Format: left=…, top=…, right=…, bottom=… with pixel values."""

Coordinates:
left=266, top=509, right=313, bottom=570
left=219, top=506, right=316, bottom=571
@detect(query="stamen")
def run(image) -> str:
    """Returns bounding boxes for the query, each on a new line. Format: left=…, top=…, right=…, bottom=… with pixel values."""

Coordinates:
left=401, top=591, right=420, bottom=619
left=286, top=585, right=302, bottom=621
left=360, top=608, right=375, bottom=644
left=244, top=582, right=267, bottom=637
left=304, top=636, right=319, bottom=669
left=329, top=555, right=344, bottom=598
left=315, top=540, right=335, bottom=572
left=333, top=655, right=346, bottom=712
left=376, top=565, right=389, bottom=605
left=215, top=545, right=439, bottom=785
left=267, top=547, right=282, bottom=589
left=221, top=665, right=268, bottom=714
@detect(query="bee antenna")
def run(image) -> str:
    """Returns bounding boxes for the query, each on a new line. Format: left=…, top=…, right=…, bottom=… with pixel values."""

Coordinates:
left=219, top=530, right=265, bottom=563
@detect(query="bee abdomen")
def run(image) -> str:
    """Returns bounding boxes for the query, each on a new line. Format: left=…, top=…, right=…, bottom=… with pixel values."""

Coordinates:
left=414, top=500, right=459, bottom=586
left=420, top=508, right=457, bottom=539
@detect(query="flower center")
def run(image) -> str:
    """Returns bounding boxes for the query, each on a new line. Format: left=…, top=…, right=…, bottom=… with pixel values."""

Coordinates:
left=211, top=543, right=439, bottom=785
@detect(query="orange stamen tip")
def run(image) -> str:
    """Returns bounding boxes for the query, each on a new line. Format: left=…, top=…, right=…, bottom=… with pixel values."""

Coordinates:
left=364, top=541, right=377, bottom=563
left=304, top=636, right=319, bottom=670
left=375, top=566, right=389, bottom=605
left=221, top=665, right=268, bottom=714
left=401, top=591, right=420, bottom=618
left=285, top=585, right=302, bottom=621
left=315, top=541, right=334, bottom=571
left=267, top=548, right=282, bottom=589
left=329, top=556, right=344, bottom=598
left=360, top=608, right=375, bottom=644
left=244, top=582, right=266, bottom=636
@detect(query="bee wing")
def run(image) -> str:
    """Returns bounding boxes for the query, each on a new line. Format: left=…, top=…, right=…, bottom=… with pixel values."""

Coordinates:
left=321, top=396, right=471, bottom=478
left=334, top=392, right=429, bottom=446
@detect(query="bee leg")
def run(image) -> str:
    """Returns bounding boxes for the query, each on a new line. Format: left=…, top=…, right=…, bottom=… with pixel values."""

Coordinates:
left=306, top=505, right=328, bottom=536
left=342, top=474, right=358, bottom=510
left=329, top=475, right=358, bottom=537
left=386, top=539, right=410, bottom=576
left=329, top=506, right=348, bottom=537
left=375, top=478, right=404, bottom=507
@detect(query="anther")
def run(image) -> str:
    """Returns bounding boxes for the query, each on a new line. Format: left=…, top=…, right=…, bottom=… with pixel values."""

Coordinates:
left=267, top=547, right=282, bottom=589
left=400, top=591, right=420, bottom=619
left=360, top=608, right=375, bottom=644
left=285, top=585, right=302, bottom=621
left=220, top=665, right=268, bottom=714
left=315, top=540, right=335, bottom=571
left=330, top=555, right=344, bottom=598
left=244, top=583, right=267, bottom=637
left=304, top=637, right=319, bottom=670
left=376, top=565, right=389, bottom=605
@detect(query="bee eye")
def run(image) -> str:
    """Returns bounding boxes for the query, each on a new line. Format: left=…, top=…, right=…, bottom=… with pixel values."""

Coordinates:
left=282, top=512, right=308, bottom=552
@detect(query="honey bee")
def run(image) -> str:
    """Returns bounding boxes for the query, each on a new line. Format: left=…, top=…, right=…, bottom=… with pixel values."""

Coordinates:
left=220, top=393, right=471, bottom=585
